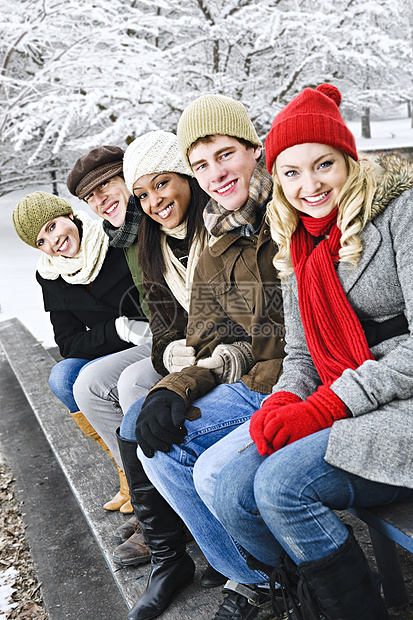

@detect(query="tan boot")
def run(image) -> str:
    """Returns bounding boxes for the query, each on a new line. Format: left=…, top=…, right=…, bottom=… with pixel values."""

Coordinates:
left=103, top=465, right=132, bottom=512
left=70, top=410, right=112, bottom=455
left=120, top=499, right=133, bottom=514
left=70, top=411, right=131, bottom=512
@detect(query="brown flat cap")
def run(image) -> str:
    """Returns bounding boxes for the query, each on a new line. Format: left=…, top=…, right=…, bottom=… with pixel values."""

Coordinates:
left=67, top=145, right=125, bottom=199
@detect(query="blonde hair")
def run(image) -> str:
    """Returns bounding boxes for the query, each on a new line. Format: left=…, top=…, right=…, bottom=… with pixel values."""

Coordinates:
left=267, top=154, right=378, bottom=280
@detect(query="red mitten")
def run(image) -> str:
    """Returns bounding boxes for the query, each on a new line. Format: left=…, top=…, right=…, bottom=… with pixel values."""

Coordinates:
left=250, top=391, right=302, bottom=456
left=263, top=385, right=349, bottom=455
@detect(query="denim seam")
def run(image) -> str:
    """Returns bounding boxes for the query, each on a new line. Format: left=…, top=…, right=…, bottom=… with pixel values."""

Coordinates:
left=183, top=415, right=252, bottom=443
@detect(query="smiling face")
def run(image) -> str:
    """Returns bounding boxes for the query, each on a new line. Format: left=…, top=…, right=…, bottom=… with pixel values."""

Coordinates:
left=133, top=172, right=192, bottom=228
left=188, top=135, right=261, bottom=212
left=36, top=214, right=80, bottom=257
left=84, top=175, right=130, bottom=228
left=275, top=143, right=349, bottom=218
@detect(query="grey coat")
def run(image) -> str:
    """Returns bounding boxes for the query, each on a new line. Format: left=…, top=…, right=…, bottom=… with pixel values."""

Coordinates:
left=273, top=155, right=413, bottom=488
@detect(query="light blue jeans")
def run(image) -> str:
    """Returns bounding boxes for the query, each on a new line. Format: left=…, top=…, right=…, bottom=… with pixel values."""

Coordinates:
left=49, top=357, right=91, bottom=412
left=214, top=425, right=413, bottom=567
left=120, top=381, right=269, bottom=584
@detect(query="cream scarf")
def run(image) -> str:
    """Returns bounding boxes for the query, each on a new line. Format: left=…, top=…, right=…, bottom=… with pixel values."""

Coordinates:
left=37, top=211, right=109, bottom=285
left=160, top=220, right=207, bottom=311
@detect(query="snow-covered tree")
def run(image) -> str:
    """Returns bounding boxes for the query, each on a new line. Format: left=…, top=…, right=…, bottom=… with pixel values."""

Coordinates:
left=0, top=0, right=411, bottom=195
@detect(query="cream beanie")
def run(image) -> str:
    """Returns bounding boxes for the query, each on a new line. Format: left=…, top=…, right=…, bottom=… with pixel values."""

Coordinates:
left=123, top=130, right=194, bottom=194
left=177, top=94, right=262, bottom=166
left=13, top=191, right=74, bottom=248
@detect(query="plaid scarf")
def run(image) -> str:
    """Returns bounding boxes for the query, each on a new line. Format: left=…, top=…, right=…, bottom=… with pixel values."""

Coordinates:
left=103, top=195, right=143, bottom=247
left=203, top=152, right=273, bottom=238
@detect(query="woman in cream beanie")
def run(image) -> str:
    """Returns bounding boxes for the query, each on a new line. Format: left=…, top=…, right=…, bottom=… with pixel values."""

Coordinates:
left=12, top=190, right=150, bottom=514
left=69, top=130, right=219, bottom=611
left=108, top=129, right=221, bottom=619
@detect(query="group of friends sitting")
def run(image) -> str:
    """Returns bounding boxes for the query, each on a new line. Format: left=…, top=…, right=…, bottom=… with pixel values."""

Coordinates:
left=12, top=83, right=413, bottom=620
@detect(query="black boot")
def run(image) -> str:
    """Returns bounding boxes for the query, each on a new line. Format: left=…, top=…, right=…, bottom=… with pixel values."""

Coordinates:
left=297, top=530, right=390, bottom=620
left=200, top=562, right=227, bottom=588
left=116, top=430, right=195, bottom=620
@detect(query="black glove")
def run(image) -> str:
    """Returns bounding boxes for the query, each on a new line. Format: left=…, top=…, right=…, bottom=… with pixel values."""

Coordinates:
left=136, top=389, right=187, bottom=458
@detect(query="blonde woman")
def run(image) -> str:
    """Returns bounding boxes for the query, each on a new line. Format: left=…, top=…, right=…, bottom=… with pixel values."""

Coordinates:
left=203, top=84, right=413, bottom=620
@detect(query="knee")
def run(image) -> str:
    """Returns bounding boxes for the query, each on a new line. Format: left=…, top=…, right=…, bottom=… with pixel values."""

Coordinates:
left=119, top=397, right=145, bottom=441
left=117, top=363, right=137, bottom=391
left=49, top=360, right=73, bottom=394
left=117, top=365, right=146, bottom=404
left=212, top=461, right=245, bottom=528
left=72, top=363, right=96, bottom=403
left=193, top=450, right=219, bottom=511
left=254, top=453, right=296, bottom=515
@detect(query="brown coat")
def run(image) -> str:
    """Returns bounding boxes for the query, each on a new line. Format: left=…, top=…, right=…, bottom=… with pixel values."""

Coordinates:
left=151, top=222, right=286, bottom=415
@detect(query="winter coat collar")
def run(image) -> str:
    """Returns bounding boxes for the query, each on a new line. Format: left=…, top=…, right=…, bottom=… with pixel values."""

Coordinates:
left=368, top=153, right=413, bottom=222
left=338, top=153, right=413, bottom=295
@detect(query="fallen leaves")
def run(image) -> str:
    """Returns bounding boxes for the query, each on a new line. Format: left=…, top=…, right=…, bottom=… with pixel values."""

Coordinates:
left=0, top=465, right=47, bottom=620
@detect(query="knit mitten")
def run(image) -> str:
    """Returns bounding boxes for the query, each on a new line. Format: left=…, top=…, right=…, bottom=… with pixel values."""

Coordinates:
left=250, top=391, right=302, bottom=455
left=263, top=385, right=349, bottom=455
left=197, top=341, right=254, bottom=384
left=115, top=316, right=152, bottom=346
left=163, top=338, right=196, bottom=373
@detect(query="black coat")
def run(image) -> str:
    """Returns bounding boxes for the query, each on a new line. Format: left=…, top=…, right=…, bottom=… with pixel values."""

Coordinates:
left=36, top=246, right=147, bottom=360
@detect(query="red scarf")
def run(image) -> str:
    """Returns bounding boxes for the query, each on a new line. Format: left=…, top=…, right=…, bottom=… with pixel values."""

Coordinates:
left=290, top=208, right=374, bottom=385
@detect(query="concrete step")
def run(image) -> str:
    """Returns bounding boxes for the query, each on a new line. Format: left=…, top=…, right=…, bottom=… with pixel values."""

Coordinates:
left=0, top=347, right=128, bottom=620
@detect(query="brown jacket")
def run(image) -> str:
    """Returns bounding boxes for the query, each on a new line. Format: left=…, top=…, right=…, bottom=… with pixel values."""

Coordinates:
left=151, top=222, right=286, bottom=414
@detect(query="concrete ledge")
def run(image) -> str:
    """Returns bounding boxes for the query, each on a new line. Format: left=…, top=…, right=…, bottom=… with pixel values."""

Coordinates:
left=0, top=317, right=221, bottom=618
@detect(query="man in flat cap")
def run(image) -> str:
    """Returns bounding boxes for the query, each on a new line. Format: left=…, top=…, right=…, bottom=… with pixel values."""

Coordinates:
left=67, top=145, right=159, bottom=569
left=67, top=145, right=141, bottom=241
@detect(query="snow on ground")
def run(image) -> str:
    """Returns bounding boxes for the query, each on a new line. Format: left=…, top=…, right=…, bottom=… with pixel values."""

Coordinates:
left=0, top=114, right=412, bottom=350
left=0, top=567, right=18, bottom=617
left=348, top=112, right=413, bottom=152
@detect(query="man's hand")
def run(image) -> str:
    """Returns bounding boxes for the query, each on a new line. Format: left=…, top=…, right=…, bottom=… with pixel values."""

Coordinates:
left=135, top=389, right=187, bottom=458
left=197, top=341, right=253, bottom=384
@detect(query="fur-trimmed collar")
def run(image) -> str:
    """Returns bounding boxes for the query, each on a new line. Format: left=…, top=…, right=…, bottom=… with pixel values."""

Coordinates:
left=369, top=153, right=413, bottom=221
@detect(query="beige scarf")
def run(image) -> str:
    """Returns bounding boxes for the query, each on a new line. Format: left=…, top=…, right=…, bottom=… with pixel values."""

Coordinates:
left=37, top=211, right=109, bottom=285
left=160, top=220, right=207, bottom=311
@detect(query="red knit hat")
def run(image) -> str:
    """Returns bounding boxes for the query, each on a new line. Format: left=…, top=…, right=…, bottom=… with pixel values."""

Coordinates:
left=265, top=83, right=358, bottom=174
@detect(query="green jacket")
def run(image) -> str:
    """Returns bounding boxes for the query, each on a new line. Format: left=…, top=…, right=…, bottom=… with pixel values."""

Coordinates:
left=123, top=243, right=150, bottom=321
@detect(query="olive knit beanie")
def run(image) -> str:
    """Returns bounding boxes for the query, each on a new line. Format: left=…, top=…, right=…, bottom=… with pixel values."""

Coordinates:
left=12, top=191, right=74, bottom=248
left=265, top=83, right=358, bottom=174
left=67, top=145, right=124, bottom=200
left=177, top=94, right=262, bottom=166
left=123, top=130, right=194, bottom=195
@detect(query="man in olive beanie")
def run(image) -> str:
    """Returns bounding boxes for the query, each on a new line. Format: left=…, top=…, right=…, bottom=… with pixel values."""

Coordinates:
left=128, top=94, right=287, bottom=620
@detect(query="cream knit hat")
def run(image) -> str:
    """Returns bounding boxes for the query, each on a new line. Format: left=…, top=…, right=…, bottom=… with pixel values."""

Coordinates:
left=123, top=130, right=194, bottom=194
left=177, top=94, right=262, bottom=166
left=13, top=191, right=74, bottom=248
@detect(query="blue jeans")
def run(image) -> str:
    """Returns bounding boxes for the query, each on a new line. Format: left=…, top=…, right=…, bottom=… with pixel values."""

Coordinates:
left=49, top=358, right=91, bottom=412
left=119, top=395, right=146, bottom=440
left=215, top=426, right=413, bottom=567
left=121, top=381, right=269, bottom=584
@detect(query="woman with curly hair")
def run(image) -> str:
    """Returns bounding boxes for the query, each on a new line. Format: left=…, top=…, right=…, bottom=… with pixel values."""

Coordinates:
left=202, top=83, right=413, bottom=620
